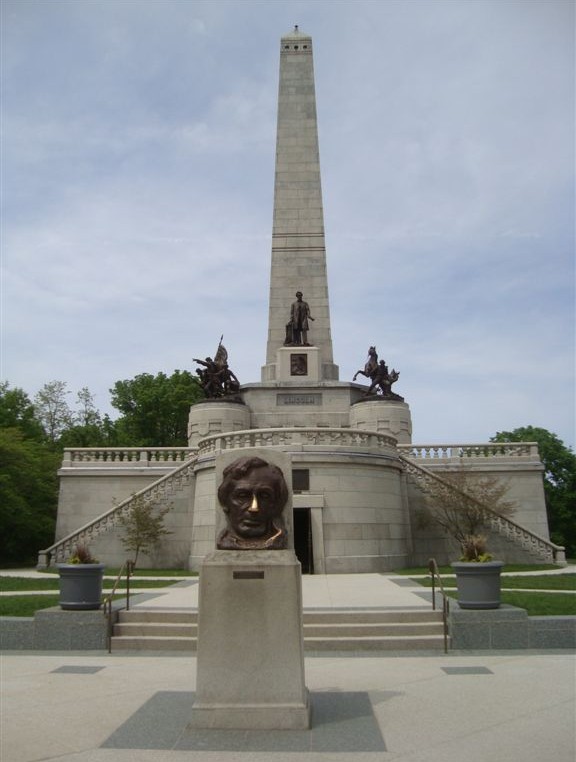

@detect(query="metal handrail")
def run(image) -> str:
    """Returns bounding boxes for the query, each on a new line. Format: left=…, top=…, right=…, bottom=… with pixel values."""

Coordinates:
left=428, top=558, right=450, bottom=653
left=103, top=561, right=135, bottom=653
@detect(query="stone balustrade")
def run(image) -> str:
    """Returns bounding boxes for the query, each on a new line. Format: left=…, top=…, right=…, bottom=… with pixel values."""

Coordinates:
left=59, top=440, right=542, bottom=468
left=197, top=427, right=398, bottom=455
left=61, top=447, right=196, bottom=467
left=398, top=442, right=540, bottom=460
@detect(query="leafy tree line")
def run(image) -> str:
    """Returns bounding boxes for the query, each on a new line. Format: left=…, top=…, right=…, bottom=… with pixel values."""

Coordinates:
left=27, top=371, right=203, bottom=448
left=0, top=372, right=202, bottom=564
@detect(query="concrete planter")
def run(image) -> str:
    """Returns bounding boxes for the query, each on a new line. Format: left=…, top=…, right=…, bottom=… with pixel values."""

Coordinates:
left=451, top=561, right=504, bottom=610
left=57, top=564, right=105, bottom=610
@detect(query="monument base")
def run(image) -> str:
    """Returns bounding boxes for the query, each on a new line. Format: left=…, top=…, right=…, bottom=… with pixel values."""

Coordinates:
left=189, top=549, right=310, bottom=730
left=190, top=697, right=311, bottom=731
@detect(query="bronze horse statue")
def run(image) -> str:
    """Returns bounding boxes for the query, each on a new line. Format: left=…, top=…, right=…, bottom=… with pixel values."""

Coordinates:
left=353, top=346, right=403, bottom=400
left=353, top=346, right=378, bottom=382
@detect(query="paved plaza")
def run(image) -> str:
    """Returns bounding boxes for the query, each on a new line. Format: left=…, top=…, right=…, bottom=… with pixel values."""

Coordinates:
left=2, top=572, right=575, bottom=762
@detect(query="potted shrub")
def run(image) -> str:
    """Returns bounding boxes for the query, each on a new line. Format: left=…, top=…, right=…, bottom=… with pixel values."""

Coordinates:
left=451, top=533, right=504, bottom=610
left=418, top=469, right=516, bottom=609
left=57, top=543, right=105, bottom=610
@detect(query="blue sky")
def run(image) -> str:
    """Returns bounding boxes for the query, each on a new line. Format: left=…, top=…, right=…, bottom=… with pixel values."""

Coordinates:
left=2, top=0, right=574, bottom=448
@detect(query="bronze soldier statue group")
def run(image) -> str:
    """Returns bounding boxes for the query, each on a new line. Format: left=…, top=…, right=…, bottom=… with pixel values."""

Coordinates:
left=193, top=338, right=239, bottom=399
left=353, top=346, right=403, bottom=400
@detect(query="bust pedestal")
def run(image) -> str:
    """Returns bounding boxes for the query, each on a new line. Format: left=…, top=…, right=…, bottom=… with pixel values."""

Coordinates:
left=189, top=550, right=310, bottom=730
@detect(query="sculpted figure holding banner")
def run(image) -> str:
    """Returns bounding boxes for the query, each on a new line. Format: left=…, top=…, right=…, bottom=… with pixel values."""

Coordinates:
left=193, top=337, right=240, bottom=398
left=217, top=456, right=288, bottom=550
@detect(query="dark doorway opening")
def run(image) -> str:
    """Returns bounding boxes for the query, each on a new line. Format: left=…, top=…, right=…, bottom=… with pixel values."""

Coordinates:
left=293, top=508, right=314, bottom=574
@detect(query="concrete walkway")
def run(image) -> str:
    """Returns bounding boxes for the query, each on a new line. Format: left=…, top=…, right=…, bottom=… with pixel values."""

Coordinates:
left=125, top=573, right=434, bottom=610
left=2, top=572, right=575, bottom=762
left=2, top=566, right=574, bottom=602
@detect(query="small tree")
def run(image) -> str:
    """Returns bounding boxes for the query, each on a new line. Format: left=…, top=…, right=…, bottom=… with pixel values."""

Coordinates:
left=33, top=380, right=73, bottom=444
left=417, top=468, right=517, bottom=561
left=117, top=496, right=172, bottom=568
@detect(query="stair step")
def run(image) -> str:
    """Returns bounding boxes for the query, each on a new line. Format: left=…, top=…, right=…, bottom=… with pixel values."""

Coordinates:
left=303, top=610, right=443, bottom=624
left=303, top=623, right=443, bottom=637
left=114, top=623, right=198, bottom=637
left=113, top=636, right=196, bottom=651
left=304, top=635, right=446, bottom=651
left=111, top=634, right=445, bottom=652
left=110, top=607, right=448, bottom=652
left=116, top=609, right=442, bottom=624
left=116, top=610, right=197, bottom=624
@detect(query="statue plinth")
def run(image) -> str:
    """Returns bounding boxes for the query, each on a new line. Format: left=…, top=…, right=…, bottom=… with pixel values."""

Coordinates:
left=262, top=345, right=323, bottom=383
left=189, top=550, right=310, bottom=730
left=350, top=396, right=412, bottom=444
left=188, top=399, right=250, bottom=448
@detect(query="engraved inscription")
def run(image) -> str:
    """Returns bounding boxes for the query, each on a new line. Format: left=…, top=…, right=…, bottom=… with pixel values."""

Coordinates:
left=277, top=394, right=322, bottom=406
left=233, top=571, right=265, bottom=579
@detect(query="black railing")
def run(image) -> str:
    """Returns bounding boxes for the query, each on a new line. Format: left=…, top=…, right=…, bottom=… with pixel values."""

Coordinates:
left=103, top=561, right=135, bottom=653
left=428, top=558, right=450, bottom=653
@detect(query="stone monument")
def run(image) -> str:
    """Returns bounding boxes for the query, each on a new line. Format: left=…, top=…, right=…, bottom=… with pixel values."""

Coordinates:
left=187, top=25, right=414, bottom=576
left=44, top=28, right=556, bottom=581
left=262, top=26, right=338, bottom=383
left=189, top=450, right=311, bottom=730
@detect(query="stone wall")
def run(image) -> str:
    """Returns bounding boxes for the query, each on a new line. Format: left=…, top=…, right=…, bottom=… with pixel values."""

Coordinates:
left=1, top=608, right=110, bottom=651
left=307, top=454, right=409, bottom=573
left=55, top=463, right=194, bottom=569
left=50, top=439, right=554, bottom=571
left=449, top=606, right=576, bottom=650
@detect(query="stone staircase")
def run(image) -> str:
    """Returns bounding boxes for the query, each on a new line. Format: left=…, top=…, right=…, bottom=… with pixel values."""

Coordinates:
left=38, top=453, right=198, bottom=567
left=111, top=608, right=447, bottom=652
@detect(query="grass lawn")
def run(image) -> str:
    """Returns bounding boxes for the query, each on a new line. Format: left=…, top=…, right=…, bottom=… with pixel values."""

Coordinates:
left=498, top=574, right=574, bottom=591
left=500, top=592, right=576, bottom=616
left=0, top=594, right=129, bottom=617
left=39, top=567, right=196, bottom=577
left=0, top=575, right=190, bottom=617
left=411, top=566, right=575, bottom=615
left=415, top=573, right=576, bottom=591
left=394, top=563, right=562, bottom=576
left=0, top=576, right=187, bottom=592
left=413, top=570, right=575, bottom=614
left=0, top=595, right=61, bottom=616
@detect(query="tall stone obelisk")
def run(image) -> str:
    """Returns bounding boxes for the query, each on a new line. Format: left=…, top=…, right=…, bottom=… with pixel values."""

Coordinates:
left=262, top=27, right=339, bottom=382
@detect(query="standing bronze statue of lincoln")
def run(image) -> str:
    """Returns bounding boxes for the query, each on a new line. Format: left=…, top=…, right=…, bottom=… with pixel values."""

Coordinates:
left=285, top=291, right=315, bottom=346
